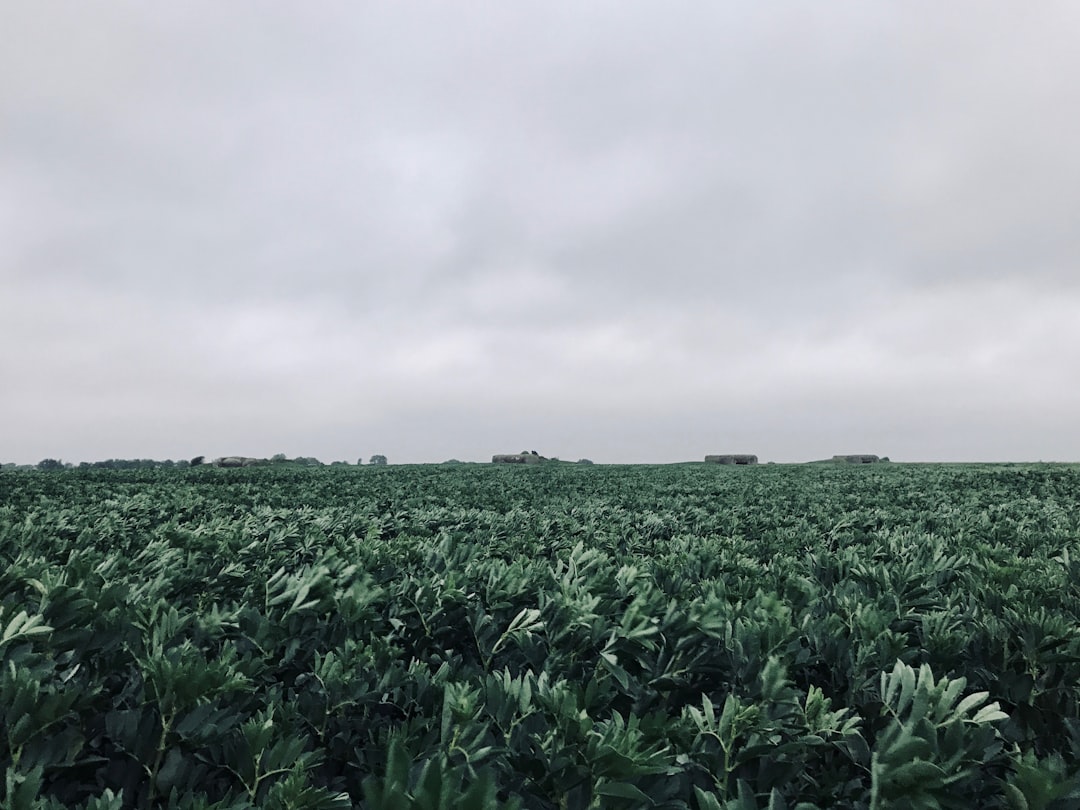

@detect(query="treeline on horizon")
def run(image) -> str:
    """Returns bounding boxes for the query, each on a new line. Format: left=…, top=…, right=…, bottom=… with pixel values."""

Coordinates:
left=4, top=453, right=595, bottom=470
left=4, top=456, right=1069, bottom=472
left=2, top=454, right=369, bottom=471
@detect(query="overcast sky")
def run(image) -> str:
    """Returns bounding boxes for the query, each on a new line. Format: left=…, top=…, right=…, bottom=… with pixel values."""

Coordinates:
left=3, top=3, right=1079, bottom=465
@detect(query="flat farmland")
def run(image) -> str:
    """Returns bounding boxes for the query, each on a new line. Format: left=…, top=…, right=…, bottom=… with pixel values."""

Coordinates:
left=1, top=463, right=1078, bottom=809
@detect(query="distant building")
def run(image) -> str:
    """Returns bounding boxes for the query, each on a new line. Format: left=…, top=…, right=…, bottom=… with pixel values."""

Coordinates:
left=704, top=454, right=758, bottom=465
left=492, top=452, right=545, bottom=464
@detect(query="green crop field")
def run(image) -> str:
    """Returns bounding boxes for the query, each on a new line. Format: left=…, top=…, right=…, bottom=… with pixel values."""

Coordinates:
left=1, top=463, right=1079, bottom=809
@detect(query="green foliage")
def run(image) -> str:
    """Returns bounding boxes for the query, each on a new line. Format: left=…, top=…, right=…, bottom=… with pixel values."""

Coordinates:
left=1, top=463, right=1079, bottom=807
left=869, top=661, right=1009, bottom=808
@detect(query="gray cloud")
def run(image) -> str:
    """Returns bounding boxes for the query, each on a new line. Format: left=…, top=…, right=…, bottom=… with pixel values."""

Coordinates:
left=3, top=2, right=1080, bottom=464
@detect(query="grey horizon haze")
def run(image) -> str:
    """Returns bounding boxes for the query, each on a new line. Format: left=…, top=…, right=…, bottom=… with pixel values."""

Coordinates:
left=3, top=3, right=1079, bottom=465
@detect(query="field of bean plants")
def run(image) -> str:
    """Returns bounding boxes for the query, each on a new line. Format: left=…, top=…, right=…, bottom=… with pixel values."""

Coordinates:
left=1, top=462, right=1079, bottom=809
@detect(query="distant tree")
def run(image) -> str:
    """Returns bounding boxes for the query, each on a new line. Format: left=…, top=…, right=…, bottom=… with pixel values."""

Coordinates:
left=577, top=459, right=594, bottom=465
left=369, top=455, right=388, bottom=466
left=37, top=459, right=64, bottom=471
left=271, top=453, right=288, bottom=464
left=190, top=456, right=205, bottom=467
left=356, top=458, right=364, bottom=465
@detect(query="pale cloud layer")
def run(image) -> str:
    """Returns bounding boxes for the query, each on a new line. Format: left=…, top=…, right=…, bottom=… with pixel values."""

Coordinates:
left=3, top=3, right=1079, bottom=464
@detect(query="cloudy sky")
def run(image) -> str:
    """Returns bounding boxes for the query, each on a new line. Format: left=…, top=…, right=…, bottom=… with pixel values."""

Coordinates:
left=3, top=3, right=1079, bottom=465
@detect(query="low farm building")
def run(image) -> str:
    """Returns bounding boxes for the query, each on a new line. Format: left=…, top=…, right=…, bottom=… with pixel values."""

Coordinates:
left=832, top=454, right=885, bottom=464
left=705, top=454, right=758, bottom=465
left=492, top=452, right=545, bottom=465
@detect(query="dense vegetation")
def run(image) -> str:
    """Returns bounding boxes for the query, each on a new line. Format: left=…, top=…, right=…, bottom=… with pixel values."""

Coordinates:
left=1, top=463, right=1079, bottom=809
